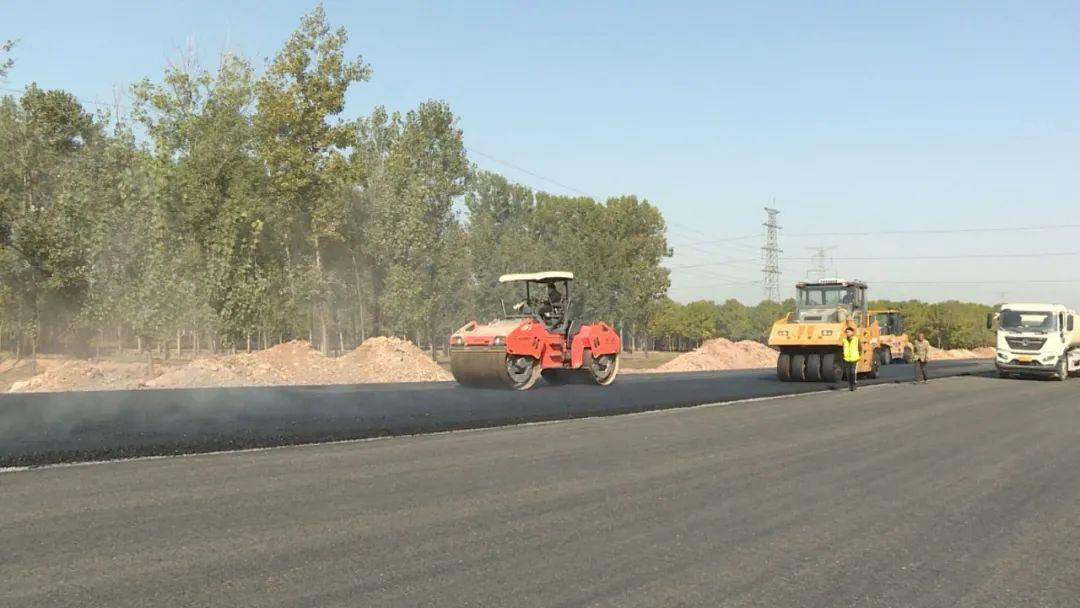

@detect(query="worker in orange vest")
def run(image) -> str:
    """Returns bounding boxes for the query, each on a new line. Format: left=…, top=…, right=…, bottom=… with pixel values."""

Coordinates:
left=842, top=326, right=861, bottom=391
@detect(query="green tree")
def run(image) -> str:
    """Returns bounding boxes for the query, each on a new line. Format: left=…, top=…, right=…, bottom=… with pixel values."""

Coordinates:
left=254, top=5, right=371, bottom=353
left=0, top=40, right=14, bottom=80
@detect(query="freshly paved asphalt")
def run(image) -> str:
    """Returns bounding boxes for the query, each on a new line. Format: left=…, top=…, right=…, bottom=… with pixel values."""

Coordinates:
left=0, top=359, right=990, bottom=466
left=5, top=373, right=1079, bottom=607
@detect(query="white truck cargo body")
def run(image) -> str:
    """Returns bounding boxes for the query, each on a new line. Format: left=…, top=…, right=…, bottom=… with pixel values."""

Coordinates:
left=991, top=303, right=1080, bottom=380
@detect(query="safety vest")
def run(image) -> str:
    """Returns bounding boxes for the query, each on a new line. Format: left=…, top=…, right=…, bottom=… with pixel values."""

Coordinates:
left=842, top=336, right=861, bottom=362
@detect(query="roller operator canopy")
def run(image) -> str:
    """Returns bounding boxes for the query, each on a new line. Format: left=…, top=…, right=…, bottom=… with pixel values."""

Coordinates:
left=498, top=271, right=575, bottom=284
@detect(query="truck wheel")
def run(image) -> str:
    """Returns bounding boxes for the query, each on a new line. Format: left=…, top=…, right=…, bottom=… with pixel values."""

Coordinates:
left=879, top=349, right=890, bottom=366
left=790, top=353, right=808, bottom=382
left=777, top=352, right=792, bottom=381
left=805, top=353, right=822, bottom=382
left=1056, top=356, right=1068, bottom=381
left=821, top=353, right=842, bottom=382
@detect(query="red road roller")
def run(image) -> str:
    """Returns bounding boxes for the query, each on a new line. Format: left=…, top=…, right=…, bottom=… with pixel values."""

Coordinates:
left=449, top=271, right=622, bottom=390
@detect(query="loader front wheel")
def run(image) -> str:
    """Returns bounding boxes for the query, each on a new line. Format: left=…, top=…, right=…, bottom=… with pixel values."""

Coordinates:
left=805, top=353, right=822, bottom=382
left=867, top=354, right=881, bottom=379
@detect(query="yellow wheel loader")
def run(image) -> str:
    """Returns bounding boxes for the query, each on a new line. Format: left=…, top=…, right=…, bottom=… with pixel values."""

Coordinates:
left=767, top=279, right=881, bottom=382
left=871, top=309, right=911, bottom=365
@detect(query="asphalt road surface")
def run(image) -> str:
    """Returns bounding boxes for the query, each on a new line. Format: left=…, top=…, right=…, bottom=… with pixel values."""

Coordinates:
left=0, top=359, right=990, bottom=466
left=5, top=374, right=1079, bottom=607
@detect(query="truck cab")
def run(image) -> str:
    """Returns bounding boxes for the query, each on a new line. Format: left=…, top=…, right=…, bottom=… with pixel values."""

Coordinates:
left=989, top=303, right=1080, bottom=380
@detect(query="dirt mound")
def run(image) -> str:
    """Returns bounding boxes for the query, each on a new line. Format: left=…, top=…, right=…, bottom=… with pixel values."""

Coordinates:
left=148, top=340, right=337, bottom=389
left=929, top=346, right=994, bottom=360
left=651, top=338, right=778, bottom=373
left=145, top=337, right=450, bottom=390
left=8, top=360, right=151, bottom=393
left=339, top=336, right=452, bottom=383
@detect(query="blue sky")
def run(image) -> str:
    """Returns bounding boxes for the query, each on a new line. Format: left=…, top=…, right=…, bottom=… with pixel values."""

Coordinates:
left=4, top=0, right=1080, bottom=306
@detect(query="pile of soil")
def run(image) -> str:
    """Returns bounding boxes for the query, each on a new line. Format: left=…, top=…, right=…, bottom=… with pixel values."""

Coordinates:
left=8, top=360, right=151, bottom=393
left=338, top=336, right=452, bottom=383
left=146, top=337, right=450, bottom=390
left=650, top=338, right=778, bottom=373
left=929, top=346, right=995, bottom=360
left=144, top=341, right=330, bottom=389
left=8, top=337, right=451, bottom=393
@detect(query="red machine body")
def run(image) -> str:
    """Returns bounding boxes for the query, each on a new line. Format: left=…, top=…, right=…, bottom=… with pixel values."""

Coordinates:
left=449, top=272, right=622, bottom=389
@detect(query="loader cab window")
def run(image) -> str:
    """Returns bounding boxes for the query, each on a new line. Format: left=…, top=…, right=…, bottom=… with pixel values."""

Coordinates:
left=876, top=313, right=902, bottom=335
left=798, top=286, right=862, bottom=311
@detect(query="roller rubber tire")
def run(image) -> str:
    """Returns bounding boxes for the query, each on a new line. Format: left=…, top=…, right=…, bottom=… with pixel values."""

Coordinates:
left=821, top=352, right=842, bottom=383
left=805, top=353, right=822, bottom=382
left=777, top=352, right=792, bottom=381
left=790, top=353, right=808, bottom=382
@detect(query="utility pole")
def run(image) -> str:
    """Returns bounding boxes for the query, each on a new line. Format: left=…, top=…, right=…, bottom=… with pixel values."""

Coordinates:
left=806, top=246, right=837, bottom=280
left=762, top=207, right=782, bottom=302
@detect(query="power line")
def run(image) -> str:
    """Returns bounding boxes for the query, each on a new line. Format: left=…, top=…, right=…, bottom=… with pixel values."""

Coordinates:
left=783, top=224, right=1080, bottom=238
left=678, top=222, right=1080, bottom=247
left=467, top=148, right=598, bottom=199
left=870, top=279, right=1080, bottom=285
left=664, top=250, right=1080, bottom=268
left=666, top=258, right=759, bottom=270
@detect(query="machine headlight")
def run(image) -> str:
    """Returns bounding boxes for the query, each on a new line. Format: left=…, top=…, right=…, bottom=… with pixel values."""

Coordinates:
left=450, top=335, right=464, bottom=346
left=997, top=352, right=1008, bottom=360
left=1043, top=354, right=1057, bottom=363
left=493, top=336, right=506, bottom=346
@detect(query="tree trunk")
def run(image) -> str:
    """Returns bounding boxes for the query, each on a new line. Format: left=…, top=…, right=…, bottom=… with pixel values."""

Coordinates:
left=339, top=330, right=345, bottom=356
left=176, top=328, right=182, bottom=359
left=316, top=240, right=329, bottom=356
left=351, top=253, right=366, bottom=344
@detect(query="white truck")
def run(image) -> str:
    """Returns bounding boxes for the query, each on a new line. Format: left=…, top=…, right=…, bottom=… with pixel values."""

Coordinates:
left=988, top=303, right=1080, bottom=380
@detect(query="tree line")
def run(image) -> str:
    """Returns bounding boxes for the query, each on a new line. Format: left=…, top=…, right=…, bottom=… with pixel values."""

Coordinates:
left=648, top=298, right=995, bottom=350
left=0, top=13, right=999, bottom=362
left=0, top=8, right=669, bottom=360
